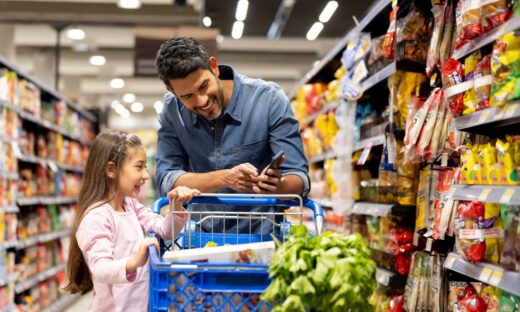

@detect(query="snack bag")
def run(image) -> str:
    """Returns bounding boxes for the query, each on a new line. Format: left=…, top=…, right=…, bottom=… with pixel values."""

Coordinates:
left=483, top=203, right=503, bottom=264
left=416, top=167, right=432, bottom=231
left=481, top=0, right=512, bottom=33
left=432, top=169, right=458, bottom=240
left=426, top=97, right=447, bottom=160
left=481, top=143, right=499, bottom=184
left=498, top=291, right=520, bottom=312
left=417, top=90, right=443, bottom=158
left=481, top=286, right=501, bottom=312
left=490, top=31, right=520, bottom=106
left=427, top=4, right=447, bottom=77
left=496, top=139, right=518, bottom=185
left=463, top=51, right=481, bottom=115
left=454, top=0, right=483, bottom=50
left=383, top=4, right=398, bottom=60
left=439, top=1, right=455, bottom=66
left=443, top=58, right=465, bottom=116
left=455, top=201, right=487, bottom=263
left=461, top=141, right=478, bottom=184
left=474, top=55, right=493, bottom=110
left=500, top=211, right=519, bottom=272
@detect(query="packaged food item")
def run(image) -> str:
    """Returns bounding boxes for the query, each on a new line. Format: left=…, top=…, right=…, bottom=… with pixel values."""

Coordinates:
left=455, top=0, right=483, bottom=50
left=464, top=51, right=482, bottom=115
left=490, top=31, right=520, bottom=107
left=474, top=55, right=493, bottom=110
left=498, top=291, right=520, bottom=312
left=443, top=58, right=466, bottom=116
left=416, top=167, right=432, bottom=231
left=481, top=286, right=501, bottom=312
left=455, top=201, right=488, bottom=263
left=481, top=0, right=512, bottom=33
left=383, top=4, right=398, bottom=60
left=368, top=35, right=387, bottom=66
left=396, top=4, right=429, bottom=44
left=417, top=90, right=443, bottom=158
left=500, top=210, right=519, bottom=271
left=405, top=90, right=441, bottom=152
left=427, top=4, right=447, bottom=77
left=439, top=1, right=455, bottom=66
left=432, top=169, right=458, bottom=240
left=496, top=139, right=518, bottom=185
left=458, top=283, right=488, bottom=311
left=405, top=252, right=422, bottom=311
left=424, top=95, right=447, bottom=160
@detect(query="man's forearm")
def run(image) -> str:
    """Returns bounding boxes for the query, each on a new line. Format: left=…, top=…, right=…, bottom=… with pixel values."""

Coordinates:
left=174, top=170, right=230, bottom=193
left=277, top=174, right=304, bottom=194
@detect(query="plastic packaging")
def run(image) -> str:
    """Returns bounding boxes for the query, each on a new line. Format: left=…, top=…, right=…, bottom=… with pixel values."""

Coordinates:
left=474, top=55, right=492, bottom=110
left=442, top=58, right=465, bottom=116
left=481, top=0, right=512, bottom=33
left=490, top=31, right=520, bottom=107
left=454, top=0, right=483, bottom=49
left=427, top=5, right=446, bottom=77
left=463, top=51, right=481, bottom=115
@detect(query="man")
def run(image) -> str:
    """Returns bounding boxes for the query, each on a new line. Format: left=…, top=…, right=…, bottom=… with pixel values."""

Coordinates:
left=155, top=36, right=309, bottom=234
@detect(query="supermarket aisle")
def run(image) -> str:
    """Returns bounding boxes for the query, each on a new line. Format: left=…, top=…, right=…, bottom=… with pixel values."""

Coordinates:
left=64, top=292, right=92, bottom=312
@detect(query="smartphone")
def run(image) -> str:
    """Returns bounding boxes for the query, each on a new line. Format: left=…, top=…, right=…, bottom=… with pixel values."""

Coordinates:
left=263, top=151, right=285, bottom=174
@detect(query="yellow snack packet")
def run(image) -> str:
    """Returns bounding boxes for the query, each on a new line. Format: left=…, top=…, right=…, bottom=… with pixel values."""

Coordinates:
left=482, top=143, right=499, bottom=184
left=496, top=139, right=518, bottom=185
left=463, top=51, right=481, bottom=115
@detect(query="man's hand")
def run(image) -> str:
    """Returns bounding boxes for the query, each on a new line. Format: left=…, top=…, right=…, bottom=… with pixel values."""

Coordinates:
left=223, top=163, right=259, bottom=192
left=252, top=168, right=282, bottom=194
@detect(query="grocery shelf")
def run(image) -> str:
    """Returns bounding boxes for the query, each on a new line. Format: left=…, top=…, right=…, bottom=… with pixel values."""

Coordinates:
left=444, top=252, right=520, bottom=296
left=16, top=229, right=71, bottom=250
left=0, top=170, right=18, bottom=180
left=0, top=55, right=96, bottom=122
left=41, top=294, right=80, bottom=312
left=361, top=62, right=396, bottom=93
left=0, top=205, right=19, bottom=213
left=17, top=196, right=78, bottom=206
left=14, top=263, right=66, bottom=294
left=452, top=15, right=520, bottom=60
left=17, top=154, right=84, bottom=173
left=308, top=151, right=336, bottom=164
left=454, top=101, right=520, bottom=135
left=352, top=202, right=415, bottom=217
left=376, top=266, right=407, bottom=288
left=412, top=232, right=454, bottom=254
left=0, top=100, right=92, bottom=146
left=288, top=0, right=392, bottom=99
left=354, top=134, right=386, bottom=151
left=448, top=184, right=520, bottom=205
left=0, top=239, right=18, bottom=249
left=303, top=98, right=344, bottom=126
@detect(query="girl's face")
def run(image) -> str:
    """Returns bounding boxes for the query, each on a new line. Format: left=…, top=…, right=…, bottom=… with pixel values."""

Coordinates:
left=118, top=146, right=150, bottom=198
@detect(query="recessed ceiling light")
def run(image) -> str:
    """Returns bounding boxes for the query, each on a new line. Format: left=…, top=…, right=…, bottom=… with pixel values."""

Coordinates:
left=154, top=100, right=164, bottom=114
left=89, top=55, right=106, bottom=66
left=67, top=28, right=85, bottom=40
left=120, top=109, right=131, bottom=118
left=306, top=22, right=324, bottom=41
left=110, top=78, right=125, bottom=89
left=118, top=0, right=141, bottom=9
left=111, top=100, right=121, bottom=109
left=235, top=0, right=249, bottom=21
left=123, top=93, right=136, bottom=103
left=232, top=21, right=244, bottom=40
left=319, top=1, right=339, bottom=23
left=131, top=102, right=144, bottom=113
left=203, top=16, right=212, bottom=27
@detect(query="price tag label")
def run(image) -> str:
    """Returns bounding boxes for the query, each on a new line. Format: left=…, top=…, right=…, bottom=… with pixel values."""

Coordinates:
left=10, top=142, right=22, bottom=158
left=357, top=143, right=373, bottom=166
left=441, top=153, right=449, bottom=167
left=426, top=238, right=433, bottom=251
left=413, top=233, right=419, bottom=246
left=478, top=188, right=492, bottom=201
left=444, top=255, right=456, bottom=269
left=47, top=161, right=58, bottom=173
left=499, top=189, right=515, bottom=204
left=489, top=270, right=503, bottom=286
left=504, top=104, right=518, bottom=119
left=479, top=267, right=493, bottom=282
left=478, top=109, right=490, bottom=123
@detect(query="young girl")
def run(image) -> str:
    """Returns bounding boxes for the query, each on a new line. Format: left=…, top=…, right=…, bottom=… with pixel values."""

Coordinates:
left=64, top=131, right=199, bottom=311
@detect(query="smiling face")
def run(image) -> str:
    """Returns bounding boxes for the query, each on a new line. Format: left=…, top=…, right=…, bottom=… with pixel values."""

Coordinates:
left=167, top=57, right=225, bottom=121
left=117, top=146, right=150, bottom=199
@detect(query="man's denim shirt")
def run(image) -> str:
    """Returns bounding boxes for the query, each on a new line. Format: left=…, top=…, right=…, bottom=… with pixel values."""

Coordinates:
left=155, top=65, right=309, bottom=233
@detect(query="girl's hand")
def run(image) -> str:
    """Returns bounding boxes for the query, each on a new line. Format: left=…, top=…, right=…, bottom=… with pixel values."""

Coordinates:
left=126, top=237, right=159, bottom=273
left=167, top=186, right=201, bottom=212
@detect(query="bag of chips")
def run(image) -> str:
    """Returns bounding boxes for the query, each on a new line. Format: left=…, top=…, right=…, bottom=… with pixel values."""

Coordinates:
left=490, top=31, right=520, bottom=107
left=463, top=51, right=481, bottom=115
left=474, top=55, right=493, bottom=110
left=427, top=4, right=447, bottom=77
left=454, top=0, right=483, bottom=50
left=442, top=58, right=466, bottom=116
left=481, top=0, right=512, bottom=33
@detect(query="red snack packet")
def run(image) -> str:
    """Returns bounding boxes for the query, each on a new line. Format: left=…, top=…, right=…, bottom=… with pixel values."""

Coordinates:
left=455, top=0, right=483, bottom=49
left=459, top=284, right=488, bottom=312
left=474, top=55, right=492, bottom=110
left=383, top=5, right=399, bottom=60
left=395, top=253, right=412, bottom=275
left=481, top=0, right=512, bottom=33
left=388, top=294, right=405, bottom=312
left=442, top=58, right=465, bottom=116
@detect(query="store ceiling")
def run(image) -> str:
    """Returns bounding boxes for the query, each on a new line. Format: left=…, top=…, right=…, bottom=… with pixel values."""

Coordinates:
left=0, top=0, right=376, bottom=129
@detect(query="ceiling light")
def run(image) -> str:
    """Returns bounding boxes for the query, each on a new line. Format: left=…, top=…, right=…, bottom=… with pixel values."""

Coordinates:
left=306, top=22, right=324, bottom=41
left=235, top=0, right=249, bottom=21
left=202, top=16, right=212, bottom=27
left=154, top=100, right=164, bottom=114
left=131, top=102, right=144, bottom=113
left=110, top=78, right=125, bottom=89
left=89, top=55, right=106, bottom=66
left=120, top=109, right=131, bottom=119
left=115, top=104, right=126, bottom=114
left=123, top=93, right=136, bottom=103
left=67, top=28, right=85, bottom=40
left=232, top=21, right=244, bottom=39
left=319, top=1, right=339, bottom=23
left=216, top=35, right=225, bottom=44
left=118, top=0, right=141, bottom=9
left=111, top=100, right=121, bottom=109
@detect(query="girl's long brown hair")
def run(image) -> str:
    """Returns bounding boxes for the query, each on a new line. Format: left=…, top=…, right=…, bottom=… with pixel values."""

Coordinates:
left=63, top=131, right=142, bottom=294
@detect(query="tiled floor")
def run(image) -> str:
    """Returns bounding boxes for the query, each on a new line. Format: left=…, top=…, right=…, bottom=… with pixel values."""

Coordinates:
left=64, top=292, right=92, bottom=312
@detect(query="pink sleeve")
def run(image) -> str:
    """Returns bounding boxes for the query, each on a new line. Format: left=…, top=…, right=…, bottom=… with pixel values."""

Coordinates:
left=76, top=209, right=136, bottom=284
left=131, top=198, right=186, bottom=240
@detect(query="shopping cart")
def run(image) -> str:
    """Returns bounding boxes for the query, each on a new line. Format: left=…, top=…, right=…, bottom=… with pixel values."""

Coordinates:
left=148, top=193, right=324, bottom=312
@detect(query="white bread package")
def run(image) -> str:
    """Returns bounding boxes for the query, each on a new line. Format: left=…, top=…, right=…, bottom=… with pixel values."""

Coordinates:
left=162, top=241, right=275, bottom=264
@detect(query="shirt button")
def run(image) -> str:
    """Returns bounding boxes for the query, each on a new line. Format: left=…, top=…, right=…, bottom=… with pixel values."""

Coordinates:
left=216, top=152, right=221, bottom=157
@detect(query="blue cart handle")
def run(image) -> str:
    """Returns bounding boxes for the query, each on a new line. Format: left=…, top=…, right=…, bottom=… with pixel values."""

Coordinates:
left=152, top=193, right=324, bottom=235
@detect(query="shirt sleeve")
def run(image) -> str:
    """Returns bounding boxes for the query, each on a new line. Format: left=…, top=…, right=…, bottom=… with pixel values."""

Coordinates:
left=156, top=94, right=190, bottom=197
left=131, top=198, right=186, bottom=240
left=267, top=85, right=310, bottom=197
left=76, top=209, right=136, bottom=284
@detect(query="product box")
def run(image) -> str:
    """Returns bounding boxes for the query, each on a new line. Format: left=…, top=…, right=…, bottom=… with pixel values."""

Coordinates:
left=163, top=241, right=275, bottom=264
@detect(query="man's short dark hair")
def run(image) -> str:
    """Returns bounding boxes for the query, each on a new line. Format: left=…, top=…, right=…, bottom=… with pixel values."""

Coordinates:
left=155, top=36, right=211, bottom=85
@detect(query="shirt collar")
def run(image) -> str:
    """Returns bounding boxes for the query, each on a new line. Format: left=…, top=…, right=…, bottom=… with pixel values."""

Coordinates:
left=189, top=64, right=241, bottom=126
